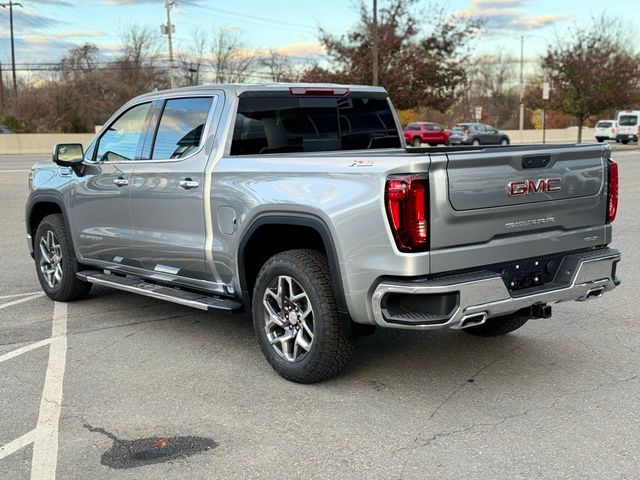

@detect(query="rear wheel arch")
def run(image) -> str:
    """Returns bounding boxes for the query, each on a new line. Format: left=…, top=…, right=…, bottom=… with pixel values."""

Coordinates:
left=237, top=213, right=349, bottom=318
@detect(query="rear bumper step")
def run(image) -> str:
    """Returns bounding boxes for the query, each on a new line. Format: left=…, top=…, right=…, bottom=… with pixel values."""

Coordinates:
left=77, top=271, right=243, bottom=314
left=371, top=248, right=620, bottom=330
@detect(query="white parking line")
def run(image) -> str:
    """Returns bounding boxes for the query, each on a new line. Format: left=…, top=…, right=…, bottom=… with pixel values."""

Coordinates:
left=0, top=294, right=44, bottom=310
left=31, top=302, right=68, bottom=480
left=0, top=338, right=52, bottom=365
left=0, top=429, right=37, bottom=461
left=0, top=291, right=43, bottom=300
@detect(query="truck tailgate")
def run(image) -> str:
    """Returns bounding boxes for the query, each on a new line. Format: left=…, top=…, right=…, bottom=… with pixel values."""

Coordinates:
left=428, top=144, right=611, bottom=274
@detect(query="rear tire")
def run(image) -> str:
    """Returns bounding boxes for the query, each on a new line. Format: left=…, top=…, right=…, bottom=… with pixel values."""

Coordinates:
left=463, top=313, right=528, bottom=337
left=252, top=249, right=356, bottom=383
left=596, top=137, right=604, bottom=143
left=34, top=214, right=92, bottom=302
left=412, top=137, right=421, bottom=147
left=622, top=140, right=629, bottom=144
left=500, top=138, right=509, bottom=145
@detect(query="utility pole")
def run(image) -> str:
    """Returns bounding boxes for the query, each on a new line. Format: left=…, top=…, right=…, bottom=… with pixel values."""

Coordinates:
left=372, top=0, right=378, bottom=86
left=0, top=1, right=23, bottom=99
left=162, top=0, right=176, bottom=88
left=0, top=61, right=4, bottom=113
left=518, top=35, right=524, bottom=132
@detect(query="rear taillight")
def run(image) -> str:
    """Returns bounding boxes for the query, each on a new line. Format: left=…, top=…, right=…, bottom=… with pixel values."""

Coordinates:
left=463, top=128, right=469, bottom=135
left=607, top=159, right=618, bottom=223
left=385, top=174, right=428, bottom=252
left=637, top=125, right=640, bottom=134
left=611, top=128, right=615, bottom=134
left=289, top=87, right=349, bottom=96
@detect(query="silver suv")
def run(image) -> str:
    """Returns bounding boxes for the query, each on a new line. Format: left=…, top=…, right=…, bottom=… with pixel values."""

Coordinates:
left=26, top=83, right=621, bottom=382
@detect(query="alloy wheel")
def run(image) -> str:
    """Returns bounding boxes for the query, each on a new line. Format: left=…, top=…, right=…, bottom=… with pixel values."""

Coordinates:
left=262, top=275, right=314, bottom=362
left=39, top=230, right=63, bottom=289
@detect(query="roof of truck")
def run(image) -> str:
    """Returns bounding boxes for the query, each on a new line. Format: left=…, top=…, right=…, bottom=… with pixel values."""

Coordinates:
left=134, top=83, right=388, bottom=102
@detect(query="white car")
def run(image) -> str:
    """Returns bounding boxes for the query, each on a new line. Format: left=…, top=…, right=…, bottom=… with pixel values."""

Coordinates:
left=594, top=120, right=616, bottom=142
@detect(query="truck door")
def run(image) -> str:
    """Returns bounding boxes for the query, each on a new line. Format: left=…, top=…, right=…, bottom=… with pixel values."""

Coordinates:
left=129, top=95, right=219, bottom=280
left=71, top=101, right=153, bottom=264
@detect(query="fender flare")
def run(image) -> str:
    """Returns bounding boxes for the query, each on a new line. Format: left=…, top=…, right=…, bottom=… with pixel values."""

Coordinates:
left=26, top=192, right=74, bottom=257
left=237, top=212, right=351, bottom=321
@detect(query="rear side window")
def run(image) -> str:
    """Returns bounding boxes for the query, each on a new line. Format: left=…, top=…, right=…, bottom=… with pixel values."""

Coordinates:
left=406, top=124, right=420, bottom=130
left=231, top=94, right=401, bottom=155
left=597, top=121, right=612, bottom=128
left=618, top=115, right=638, bottom=126
left=151, top=97, right=213, bottom=160
left=95, top=102, right=151, bottom=162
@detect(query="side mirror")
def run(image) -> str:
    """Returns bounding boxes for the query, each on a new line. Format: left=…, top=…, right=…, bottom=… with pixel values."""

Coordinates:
left=53, top=143, right=84, bottom=167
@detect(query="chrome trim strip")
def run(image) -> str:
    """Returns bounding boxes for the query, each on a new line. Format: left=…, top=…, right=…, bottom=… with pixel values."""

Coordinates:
left=154, top=264, right=180, bottom=275
left=371, top=249, right=620, bottom=330
left=26, top=234, right=33, bottom=256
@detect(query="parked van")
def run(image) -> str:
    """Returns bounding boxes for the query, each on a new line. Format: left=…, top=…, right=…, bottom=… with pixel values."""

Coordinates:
left=616, top=110, right=640, bottom=144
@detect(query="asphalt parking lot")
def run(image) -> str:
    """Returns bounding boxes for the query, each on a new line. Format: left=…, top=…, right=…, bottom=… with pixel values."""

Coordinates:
left=1, top=148, right=639, bottom=479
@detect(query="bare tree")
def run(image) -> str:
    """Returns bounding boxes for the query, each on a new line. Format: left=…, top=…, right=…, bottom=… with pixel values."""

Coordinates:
left=259, top=49, right=297, bottom=82
left=177, top=29, right=208, bottom=86
left=210, top=27, right=255, bottom=83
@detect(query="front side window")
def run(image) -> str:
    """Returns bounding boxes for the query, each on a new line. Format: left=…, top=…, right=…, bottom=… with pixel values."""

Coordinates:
left=151, top=97, right=213, bottom=160
left=618, top=115, right=638, bottom=126
left=231, top=94, right=401, bottom=155
left=96, top=102, right=151, bottom=162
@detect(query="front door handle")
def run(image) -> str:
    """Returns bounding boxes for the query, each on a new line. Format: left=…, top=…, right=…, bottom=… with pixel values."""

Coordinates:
left=112, top=177, right=129, bottom=187
left=179, top=179, right=199, bottom=190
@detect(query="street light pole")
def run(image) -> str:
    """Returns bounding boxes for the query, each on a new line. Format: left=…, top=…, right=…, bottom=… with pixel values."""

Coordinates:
left=519, top=35, right=524, bottom=132
left=0, top=1, right=23, bottom=100
left=372, top=0, right=378, bottom=86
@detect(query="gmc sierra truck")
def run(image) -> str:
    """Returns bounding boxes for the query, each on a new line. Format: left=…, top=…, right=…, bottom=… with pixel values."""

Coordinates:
left=26, top=83, right=621, bottom=383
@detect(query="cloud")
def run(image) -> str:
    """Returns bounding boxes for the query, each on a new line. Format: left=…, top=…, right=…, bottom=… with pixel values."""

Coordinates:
left=103, top=0, right=203, bottom=5
left=456, top=0, right=568, bottom=31
left=0, top=8, right=61, bottom=30
left=276, top=42, right=326, bottom=58
left=510, top=15, right=569, bottom=29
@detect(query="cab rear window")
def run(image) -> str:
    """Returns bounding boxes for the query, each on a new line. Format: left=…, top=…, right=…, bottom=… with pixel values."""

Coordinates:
left=230, top=93, right=401, bottom=155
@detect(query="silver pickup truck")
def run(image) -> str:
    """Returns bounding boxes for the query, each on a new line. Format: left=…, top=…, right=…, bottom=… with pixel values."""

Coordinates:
left=26, top=83, right=621, bottom=383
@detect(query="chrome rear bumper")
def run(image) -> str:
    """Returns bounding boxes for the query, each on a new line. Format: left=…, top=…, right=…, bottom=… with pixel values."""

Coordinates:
left=371, top=248, right=620, bottom=330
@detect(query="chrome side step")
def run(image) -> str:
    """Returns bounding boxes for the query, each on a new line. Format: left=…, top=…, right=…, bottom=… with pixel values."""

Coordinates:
left=76, top=271, right=243, bottom=314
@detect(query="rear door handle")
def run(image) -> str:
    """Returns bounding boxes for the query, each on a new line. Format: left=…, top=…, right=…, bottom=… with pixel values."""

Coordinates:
left=179, top=179, right=199, bottom=190
left=112, top=178, right=129, bottom=187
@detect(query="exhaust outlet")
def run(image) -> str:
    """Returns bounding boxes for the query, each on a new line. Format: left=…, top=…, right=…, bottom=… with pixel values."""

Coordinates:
left=460, top=312, right=488, bottom=329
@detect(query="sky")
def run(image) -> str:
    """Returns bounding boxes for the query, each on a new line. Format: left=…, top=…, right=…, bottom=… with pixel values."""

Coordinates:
left=0, top=0, right=639, bottom=78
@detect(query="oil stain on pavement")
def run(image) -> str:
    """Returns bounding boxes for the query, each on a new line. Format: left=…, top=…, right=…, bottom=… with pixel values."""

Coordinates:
left=84, top=424, right=217, bottom=469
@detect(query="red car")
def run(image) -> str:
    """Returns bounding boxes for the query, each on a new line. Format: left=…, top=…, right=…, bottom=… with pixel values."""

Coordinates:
left=403, top=122, right=450, bottom=147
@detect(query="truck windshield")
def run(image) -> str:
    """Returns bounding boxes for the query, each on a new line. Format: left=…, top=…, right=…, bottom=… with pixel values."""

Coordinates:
left=231, top=94, right=401, bottom=155
left=618, top=115, right=638, bottom=126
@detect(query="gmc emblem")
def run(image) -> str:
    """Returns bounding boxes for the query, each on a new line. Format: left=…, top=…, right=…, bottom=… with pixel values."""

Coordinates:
left=508, top=178, right=561, bottom=196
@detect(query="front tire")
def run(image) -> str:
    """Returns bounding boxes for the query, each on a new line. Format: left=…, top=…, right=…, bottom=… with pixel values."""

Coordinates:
left=472, top=139, right=481, bottom=146
left=252, top=249, right=355, bottom=383
left=463, top=313, right=528, bottom=337
left=34, top=214, right=92, bottom=302
left=412, top=137, right=421, bottom=147
left=500, top=138, right=509, bottom=145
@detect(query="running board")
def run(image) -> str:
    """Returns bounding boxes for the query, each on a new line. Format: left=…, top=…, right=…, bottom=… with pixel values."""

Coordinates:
left=76, top=271, right=243, bottom=314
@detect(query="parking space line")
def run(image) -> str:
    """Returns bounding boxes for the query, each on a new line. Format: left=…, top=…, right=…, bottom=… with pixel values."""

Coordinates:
left=0, top=292, right=43, bottom=300
left=31, top=302, right=67, bottom=480
left=0, top=338, right=52, bottom=365
left=0, top=294, right=44, bottom=311
left=0, top=429, right=36, bottom=461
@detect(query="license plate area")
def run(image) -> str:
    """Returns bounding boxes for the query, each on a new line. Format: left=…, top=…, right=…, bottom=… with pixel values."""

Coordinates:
left=492, top=253, right=566, bottom=292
